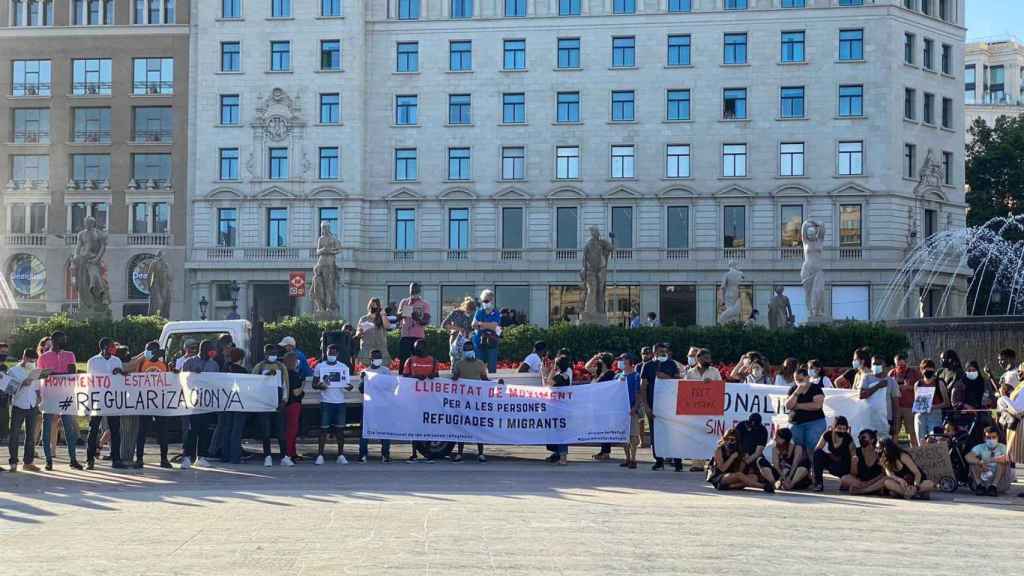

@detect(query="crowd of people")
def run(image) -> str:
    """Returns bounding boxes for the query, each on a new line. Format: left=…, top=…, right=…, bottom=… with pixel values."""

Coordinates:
left=0, top=287, right=1021, bottom=501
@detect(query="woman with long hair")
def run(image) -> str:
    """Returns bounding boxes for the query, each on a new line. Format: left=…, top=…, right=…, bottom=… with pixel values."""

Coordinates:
left=878, top=437, right=936, bottom=499
left=709, top=428, right=770, bottom=492
left=840, top=429, right=887, bottom=495
left=356, top=297, right=391, bottom=367
left=442, top=296, right=476, bottom=364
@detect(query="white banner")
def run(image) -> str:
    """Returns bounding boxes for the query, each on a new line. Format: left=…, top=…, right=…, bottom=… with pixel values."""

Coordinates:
left=40, top=372, right=281, bottom=417
left=653, top=380, right=876, bottom=461
left=362, top=373, right=630, bottom=445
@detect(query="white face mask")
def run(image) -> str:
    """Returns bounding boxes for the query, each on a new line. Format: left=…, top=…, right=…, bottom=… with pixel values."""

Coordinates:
left=657, top=355, right=669, bottom=363
left=752, top=368, right=764, bottom=379
left=871, top=364, right=884, bottom=376
left=985, top=438, right=997, bottom=449
left=808, top=369, right=818, bottom=378
left=327, top=355, right=337, bottom=364
left=852, top=360, right=862, bottom=370
left=482, top=301, right=493, bottom=310
left=144, top=350, right=155, bottom=361
left=267, top=355, right=278, bottom=363
left=25, top=362, right=36, bottom=370
left=617, top=360, right=626, bottom=370
left=464, top=351, right=476, bottom=360
left=371, top=359, right=383, bottom=368
left=687, top=356, right=696, bottom=366
left=966, top=371, right=979, bottom=380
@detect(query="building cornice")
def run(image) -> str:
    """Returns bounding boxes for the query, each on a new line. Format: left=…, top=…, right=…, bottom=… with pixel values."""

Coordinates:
left=0, top=25, right=188, bottom=39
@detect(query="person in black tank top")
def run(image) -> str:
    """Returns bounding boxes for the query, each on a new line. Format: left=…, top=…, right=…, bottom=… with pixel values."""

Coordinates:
left=878, top=438, right=937, bottom=499
left=811, top=416, right=855, bottom=492
left=840, top=429, right=888, bottom=495
left=770, top=428, right=812, bottom=491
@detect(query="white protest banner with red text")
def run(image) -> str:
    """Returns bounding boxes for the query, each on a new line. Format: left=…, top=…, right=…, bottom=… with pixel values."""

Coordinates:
left=40, top=372, right=280, bottom=417
left=653, top=380, right=875, bottom=461
left=362, top=373, right=629, bottom=445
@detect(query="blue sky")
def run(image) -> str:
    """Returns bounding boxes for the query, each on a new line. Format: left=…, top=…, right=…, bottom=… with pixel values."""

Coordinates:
left=966, top=0, right=1024, bottom=41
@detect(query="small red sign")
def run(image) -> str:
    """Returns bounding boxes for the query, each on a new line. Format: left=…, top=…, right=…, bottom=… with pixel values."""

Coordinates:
left=676, top=380, right=726, bottom=416
left=288, top=272, right=306, bottom=297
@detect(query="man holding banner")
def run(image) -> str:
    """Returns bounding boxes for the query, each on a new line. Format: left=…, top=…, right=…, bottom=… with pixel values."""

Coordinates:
left=39, top=331, right=82, bottom=471
left=642, top=343, right=681, bottom=472
left=86, top=338, right=126, bottom=470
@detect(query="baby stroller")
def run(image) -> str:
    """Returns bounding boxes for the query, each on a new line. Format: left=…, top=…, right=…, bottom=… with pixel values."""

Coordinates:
left=924, top=428, right=973, bottom=493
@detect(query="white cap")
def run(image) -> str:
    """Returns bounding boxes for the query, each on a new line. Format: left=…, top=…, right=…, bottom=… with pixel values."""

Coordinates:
left=277, top=336, right=296, bottom=347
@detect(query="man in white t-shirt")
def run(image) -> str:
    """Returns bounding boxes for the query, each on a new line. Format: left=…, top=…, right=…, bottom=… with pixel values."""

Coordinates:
left=682, top=348, right=722, bottom=472
left=518, top=341, right=547, bottom=374
left=312, top=344, right=352, bottom=465
left=999, top=349, right=1019, bottom=389
left=7, top=348, right=47, bottom=472
left=86, top=337, right=126, bottom=470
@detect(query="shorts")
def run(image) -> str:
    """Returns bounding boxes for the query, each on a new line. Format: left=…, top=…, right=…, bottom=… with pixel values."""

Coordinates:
left=320, top=402, right=346, bottom=429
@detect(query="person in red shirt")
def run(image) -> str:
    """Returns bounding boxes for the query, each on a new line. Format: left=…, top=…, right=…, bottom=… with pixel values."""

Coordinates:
left=402, top=339, right=437, bottom=461
left=889, top=353, right=918, bottom=446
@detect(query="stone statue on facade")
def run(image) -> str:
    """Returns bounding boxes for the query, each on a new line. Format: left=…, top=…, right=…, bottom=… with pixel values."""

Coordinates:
left=146, top=250, right=172, bottom=318
left=580, top=226, right=613, bottom=325
left=718, top=261, right=744, bottom=325
left=801, top=220, right=828, bottom=324
left=311, top=222, right=343, bottom=319
left=768, top=285, right=795, bottom=329
left=71, top=216, right=111, bottom=320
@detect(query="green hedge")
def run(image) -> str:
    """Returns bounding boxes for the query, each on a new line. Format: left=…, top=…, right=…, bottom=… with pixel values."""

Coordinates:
left=9, top=314, right=909, bottom=367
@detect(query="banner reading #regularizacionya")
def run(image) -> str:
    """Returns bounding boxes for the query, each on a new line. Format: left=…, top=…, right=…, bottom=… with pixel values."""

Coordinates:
left=40, top=372, right=281, bottom=417
left=362, top=373, right=630, bottom=445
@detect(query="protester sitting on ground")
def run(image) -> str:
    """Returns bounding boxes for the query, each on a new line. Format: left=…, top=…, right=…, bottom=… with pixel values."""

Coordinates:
left=708, top=427, right=770, bottom=492
left=774, top=357, right=798, bottom=388
left=312, top=344, right=351, bottom=466
left=452, top=340, right=488, bottom=463
left=281, top=352, right=305, bottom=467
left=807, top=359, right=833, bottom=388
left=812, top=416, right=855, bottom=492
left=770, top=428, right=811, bottom=491
left=743, top=358, right=771, bottom=385
left=253, top=344, right=287, bottom=467
left=545, top=354, right=573, bottom=465
left=966, top=426, right=1008, bottom=497
left=358, top=349, right=392, bottom=463
left=785, top=367, right=827, bottom=453
left=518, top=341, right=548, bottom=374
left=617, top=353, right=642, bottom=470
left=404, top=339, right=439, bottom=461
left=890, top=354, right=919, bottom=446
left=840, top=429, right=887, bottom=495
left=878, top=437, right=936, bottom=499
left=736, top=413, right=774, bottom=492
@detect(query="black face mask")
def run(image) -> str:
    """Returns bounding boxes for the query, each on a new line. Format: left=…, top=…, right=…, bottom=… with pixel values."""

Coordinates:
left=0, top=354, right=7, bottom=363
left=923, top=370, right=936, bottom=379
left=414, top=347, right=427, bottom=357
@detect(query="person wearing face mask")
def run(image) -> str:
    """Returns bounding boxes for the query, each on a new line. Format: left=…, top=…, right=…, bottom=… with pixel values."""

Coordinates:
left=852, top=353, right=894, bottom=440
left=641, top=343, right=682, bottom=471
left=878, top=437, right=935, bottom=499
left=961, top=360, right=992, bottom=445
left=358, top=350, right=392, bottom=462
left=966, top=426, right=1008, bottom=496
left=38, top=331, right=82, bottom=471
left=913, top=359, right=949, bottom=441
left=222, top=347, right=251, bottom=465
left=472, top=289, right=502, bottom=373
left=313, top=344, right=352, bottom=466
left=806, top=359, right=833, bottom=388
left=743, top=359, right=771, bottom=385
left=683, top=349, right=722, bottom=472
left=253, top=344, right=288, bottom=467
left=736, top=413, right=774, bottom=492
left=840, top=429, right=887, bottom=495
left=281, top=352, right=305, bottom=466
left=585, top=353, right=619, bottom=461
left=811, top=416, right=855, bottom=492
left=451, top=340, right=489, bottom=463
left=614, top=353, right=642, bottom=469
left=397, top=283, right=432, bottom=372
left=124, top=341, right=172, bottom=469
left=85, top=337, right=126, bottom=470
left=6, top=348, right=47, bottom=472
left=442, top=297, right=476, bottom=365
left=546, top=354, right=574, bottom=465
left=888, top=354, right=918, bottom=447
left=785, top=367, right=827, bottom=453
left=729, top=350, right=766, bottom=382
left=180, top=340, right=221, bottom=470
left=997, top=349, right=1019, bottom=389
left=403, top=339, right=438, bottom=461
left=356, top=298, right=392, bottom=369
left=708, top=427, right=766, bottom=491
left=774, top=357, right=799, bottom=388
left=771, top=428, right=811, bottom=491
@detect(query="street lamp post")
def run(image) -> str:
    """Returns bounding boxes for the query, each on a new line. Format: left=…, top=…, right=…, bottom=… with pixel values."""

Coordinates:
left=199, top=296, right=209, bottom=320
left=227, top=281, right=241, bottom=319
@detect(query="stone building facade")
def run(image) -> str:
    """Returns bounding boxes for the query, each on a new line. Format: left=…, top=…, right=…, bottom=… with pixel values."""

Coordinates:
left=964, top=39, right=1024, bottom=132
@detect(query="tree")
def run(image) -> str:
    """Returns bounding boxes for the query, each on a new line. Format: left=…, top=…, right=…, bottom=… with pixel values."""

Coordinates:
left=966, top=115, right=1024, bottom=227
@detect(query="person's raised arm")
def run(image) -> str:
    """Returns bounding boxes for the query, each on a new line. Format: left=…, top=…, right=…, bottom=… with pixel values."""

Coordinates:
left=798, top=392, right=825, bottom=412
left=785, top=386, right=801, bottom=411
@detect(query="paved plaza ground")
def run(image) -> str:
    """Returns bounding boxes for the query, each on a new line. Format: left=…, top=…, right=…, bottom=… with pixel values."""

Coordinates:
left=1, top=443, right=1022, bottom=576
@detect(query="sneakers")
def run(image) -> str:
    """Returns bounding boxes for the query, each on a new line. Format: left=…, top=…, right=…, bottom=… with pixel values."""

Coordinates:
left=814, top=483, right=824, bottom=492
left=180, top=456, right=192, bottom=470
left=358, top=455, right=367, bottom=463
left=69, top=460, right=83, bottom=470
left=477, top=454, right=487, bottom=463
left=195, top=457, right=211, bottom=467
left=264, top=456, right=273, bottom=467
left=651, top=462, right=665, bottom=471
left=7, top=463, right=16, bottom=472
left=987, top=485, right=998, bottom=497
left=45, top=462, right=53, bottom=471
left=337, top=455, right=348, bottom=465
left=315, top=455, right=325, bottom=466
left=281, top=456, right=295, bottom=467
left=382, top=456, right=391, bottom=463
left=160, top=460, right=173, bottom=469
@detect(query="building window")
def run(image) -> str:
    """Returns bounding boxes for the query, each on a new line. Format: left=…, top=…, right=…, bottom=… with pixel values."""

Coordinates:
left=448, top=94, right=471, bottom=124
left=395, top=208, right=415, bottom=251
left=319, top=147, right=340, bottom=179
left=450, top=40, right=472, bottom=71
left=217, top=208, right=237, bottom=246
left=923, top=93, right=934, bottom=125
left=8, top=202, right=47, bottom=234
left=611, top=206, right=633, bottom=249
left=322, top=0, right=340, bottom=16
left=781, top=31, right=805, bottom=63
left=942, top=151, right=952, bottom=185
left=781, top=0, right=805, bottom=6
left=780, top=142, right=805, bottom=176
left=780, top=205, right=803, bottom=247
left=395, top=95, right=417, bottom=125
left=501, top=146, right=525, bottom=180
left=780, top=86, right=804, bottom=118
left=988, top=65, right=1006, bottom=103
left=398, top=0, right=419, bottom=19
left=271, top=0, right=290, bottom=17
left=904, top=33, right=915, bottom=65
left=502, top=207, right=524, bottom=249
left=397, top=42, right=418, bottom=72
left=838, top=141, right=863, bottom=175
left=612, top=36, right=636, bottom=68
left=839, top=204, right=862, bottom=247
left=448, top=147, right=471, bottom=180
left=556, top=146, right=579, bottom=179
left=922, top=38, right=934, bottom=70
left=268, top=147, right=288, bottom=179
left=666, top=144, right=690, bottom=178
left=133, top=57, right=173, bottom=95
left=667, top=206, right=689, bottom=250
left=220, top=94, right=239, bottom=124
left=557, top=91, right=580, bottom=123
left=941, top=44, right=952, bottom=74
left=451, top=0, right=472, bottom=17
left=667, top=35, right=691, bottom=66
left=558, top=38, right=580, bottom=68
left=904, top=88, right=916, bottom=120
left=611, top=145, right=635, bottom=179
left=395, top=148, right=417, bottom=180
left=725, top=0, right=747, bottom=9
left=838, top=0, right=864, bottom=5
left=319, top=93, right=340, bottom=124
left=556, top=206, right=578, bottom=249
left=611, top=90, right=635, bottom=121
left=722, top=144, right=747, bottom=177
left=667, top=89, right=691, bottom=121
left=267, top=208, right=288, bottom=247
left=904, top=143, right=916, bottom=179
left=837, top=85, right=863, bottom=117
left=133, top=106, right=172, bottom=142
left=11, top=155, right=49, bottom=182
left=723, top=206, right=746, bottom=248
left=668, top=0, right=691, bottom=12
left=153, top=202, right=170, bottom=234
left=71, top=107, right=109, bottom=143
left=448, top=208, right=470, bottom=252
left=502, top=93, right=525, bottom=123
left=613, top=0, right=635, bottom=14
left=69, top=201, right=108, bottom=232
left=505, top=0, right=525, bottom=16
left=503, top=39, right=526, bottom=70
left=72, top=58, right=112, bottom=95
left=219, top=148, right=239, bottom=180
left=270, top=41, right=290, bottom=71
left=839, top=29, right=863, bottom=61
left=13, top=108, right=50, bottom=143
left=558, top=0, right=579, bottom=16
left=11, top=59, right=51, bottom=96
left=321, top=40, right=341, bottom=71
left=221, top=42, right=240, bottom=72
left=723, top=88, right=747, bottom=119
left=71, top=154, right=109, bottom=183
left=127, top=152, right=166, bottom=187
left=942, top=97, right=952, bottom=129
left=724, top=33, right=747, bottom=64
left=964, top=64, right=976, bottom=104
left=920, top=0, right=931, bottom=15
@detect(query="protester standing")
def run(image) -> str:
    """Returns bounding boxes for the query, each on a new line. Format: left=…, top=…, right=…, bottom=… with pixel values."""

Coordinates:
left=86, top=338, right=126, bottom=470
left=442, top=297, right=476, bottom=365
left=472, top=289, right=501, bottom=373
left=785, top=367, right=827, bottom=453
left=278, top=336, right=312, bottom=380
left=126, top=341, right=172, bottom=469
left=642, top=343, right=681, bottom=471
left=397, top=283, right=431, bottom=371
left=889, top=354, right=919, bottom=446
left=7, top=349, right=44, bottom=472
left=253, top=344, right=288, bottom=467
left=683, top=349, right=722, bottom=472
left=617, top=353, right=642, bottom=469
left=223, top=348, right=250, bottom=464
left=281, top=352, right=305, bottom=466
left=38, top=331, right=82, bottom=471
left=913, top=359, right=949, bottom=441
left=180, top=340, right=220, bottom=470
left=313, top=344, right=351, bottom=465
left=358, top=349, right=392, bottom=462
left=546, top=354, right=573, bottom=465
left=852, top=351, right=894, bottom=440
left=807, top=359, right=833, bottom=388
left=0, top=342, right=9, bottom=445
left=356, top=298, right=391, bottom=368
left=451, top=340, right=488, bottom=462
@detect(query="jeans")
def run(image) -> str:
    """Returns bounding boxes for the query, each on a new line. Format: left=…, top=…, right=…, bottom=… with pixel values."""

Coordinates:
left=223, top=413, right=246, bottom=463
left=790, top=418, right=828, bottom=453
left=209, top=412, right=228, bottom=458
left=284, top=402, right=302, bottom=458
left=259, top=410, right=286, bottom=458
left=473, top=344, right=498, bottom=373
left=43, top=414, right=79, bottom=464
left=183, top=413, right=213, bottom=460
left=8, top=407, right=37, bottom=465
left=136, top=416, right=170, bottom=463
left=359, top=438, right=391, bottom=459
left=812, top=449, right=851, bottom=485
left=915, top=410, right=945, bottom=442
left=87, top=416, right=121, bottom=464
